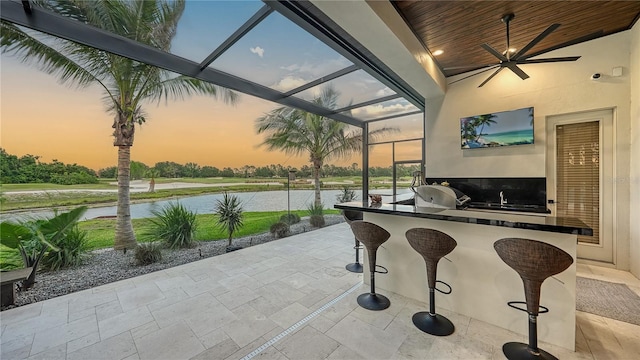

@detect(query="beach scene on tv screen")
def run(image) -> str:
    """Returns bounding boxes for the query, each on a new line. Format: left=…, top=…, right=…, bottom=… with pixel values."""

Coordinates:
left=460, top=107, right=534, bottom=149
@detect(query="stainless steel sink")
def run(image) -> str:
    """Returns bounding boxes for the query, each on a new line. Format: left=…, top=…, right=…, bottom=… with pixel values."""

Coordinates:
left=413, top=185, right=457, bottom=209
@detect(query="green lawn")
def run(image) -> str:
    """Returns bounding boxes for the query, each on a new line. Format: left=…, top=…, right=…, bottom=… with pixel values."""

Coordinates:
left=0, top=181, right=116, bottom=192
left=0, top=209, right=341, bottom=270
left=78, top=209, right=340, bottom=250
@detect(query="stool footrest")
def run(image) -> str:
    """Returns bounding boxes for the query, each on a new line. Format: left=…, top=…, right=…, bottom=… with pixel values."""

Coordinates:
left=507, top=301, right=549, bottom=314
left=374, top=265, right=388, bottom=274
left=435, top=280, right=452, bottom=294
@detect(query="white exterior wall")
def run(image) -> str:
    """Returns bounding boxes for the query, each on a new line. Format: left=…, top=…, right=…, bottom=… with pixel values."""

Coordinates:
left=424, top=33, right=632, bottom=270
left=315, top=0, right=635, bottom=273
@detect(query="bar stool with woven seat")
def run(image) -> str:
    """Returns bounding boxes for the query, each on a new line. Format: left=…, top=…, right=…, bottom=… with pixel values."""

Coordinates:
left=350, top=220, right=391, bottom=310
left=342, top=210, right=364, bottom=273
left=494, top=238, right=573, bottom=360
left=405, top=228, right=457, bottom=336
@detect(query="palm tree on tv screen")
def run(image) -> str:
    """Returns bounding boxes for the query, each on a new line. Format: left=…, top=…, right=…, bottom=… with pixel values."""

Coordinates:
left=256, top=86, right=396, bottom=207
left=473, top=114, right=498, bottom=141
left=0, top=0, right=238, bottom=250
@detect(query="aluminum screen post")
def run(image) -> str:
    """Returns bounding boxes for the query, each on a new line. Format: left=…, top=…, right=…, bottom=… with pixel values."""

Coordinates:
left=362, top=122, right=369, bottom=202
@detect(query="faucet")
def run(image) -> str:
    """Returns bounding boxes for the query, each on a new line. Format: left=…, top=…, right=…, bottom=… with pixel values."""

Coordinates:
left=500, top=191, right=507, bottom=206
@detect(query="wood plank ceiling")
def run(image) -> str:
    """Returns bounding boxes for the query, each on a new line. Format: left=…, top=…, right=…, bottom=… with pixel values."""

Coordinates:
left=393, top=1, right=640, bottom=77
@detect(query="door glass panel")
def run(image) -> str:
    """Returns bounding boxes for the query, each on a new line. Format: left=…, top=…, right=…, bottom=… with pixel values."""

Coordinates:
left=369, top=113, right=423, bottom=143
left=556, top=121, right=600, bottom=244
left=394, top=162, right=421, bottom=199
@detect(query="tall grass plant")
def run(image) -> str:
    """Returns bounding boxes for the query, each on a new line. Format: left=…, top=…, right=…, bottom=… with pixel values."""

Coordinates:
left=147, top=202, right=197, bottom=249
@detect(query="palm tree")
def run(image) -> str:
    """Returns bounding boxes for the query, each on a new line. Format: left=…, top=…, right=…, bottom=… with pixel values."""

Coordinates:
left=256, top=86, right=395, bottom=206
left=146, top=168, right=160, bottom=192
left=473, top=114, right=498, bottom=141
left=1, top=0, right=237, bottom=250
left=214, top=192, right=245, bottom=248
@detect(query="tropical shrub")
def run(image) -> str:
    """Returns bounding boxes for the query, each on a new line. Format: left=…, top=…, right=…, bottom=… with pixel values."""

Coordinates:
left=270, top=222, right=290, bottom=239
left=214, top=192, right=245, bottom=247
left=135, top=242, right=163, bottom=265
left=40, top=225, right=88, bottom=270
left=148, top=202, right=197, bottom=249
left=307, top=203, right=325, bottom=228
left=336, top=186, right=358, bottom=203
left=0, top=206, right=87, bottom=288
left=279, top=213, right=300, bottom=225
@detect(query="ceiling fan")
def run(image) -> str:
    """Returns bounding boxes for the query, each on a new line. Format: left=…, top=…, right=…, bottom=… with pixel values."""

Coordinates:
left=448, top=13, right=582, bottom=87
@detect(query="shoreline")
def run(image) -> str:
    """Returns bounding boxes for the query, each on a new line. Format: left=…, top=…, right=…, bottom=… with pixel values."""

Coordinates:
left=1, top=181, right=364, bottom=215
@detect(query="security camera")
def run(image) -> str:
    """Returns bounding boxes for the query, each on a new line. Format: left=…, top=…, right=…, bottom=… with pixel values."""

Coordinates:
left=590, top=73, right=602, bottom=80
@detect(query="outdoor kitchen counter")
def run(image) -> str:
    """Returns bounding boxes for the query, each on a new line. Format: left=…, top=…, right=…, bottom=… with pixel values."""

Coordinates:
left=334, top=201, right=592, bottom=351
left=334, top=201, right=591, bottom=236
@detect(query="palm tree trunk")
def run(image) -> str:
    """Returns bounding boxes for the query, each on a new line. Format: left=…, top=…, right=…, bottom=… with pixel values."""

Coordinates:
left=313, top=160, right=322, bottom=206
left=114, top=145, right=137, bottom=250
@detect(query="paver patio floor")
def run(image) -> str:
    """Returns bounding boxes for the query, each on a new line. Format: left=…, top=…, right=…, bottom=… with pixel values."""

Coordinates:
left=1, top=223, right=638, bottom=359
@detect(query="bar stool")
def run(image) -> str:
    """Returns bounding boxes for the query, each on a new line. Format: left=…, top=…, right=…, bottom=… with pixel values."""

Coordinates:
left=342, top=210, right=364, bottom=273
left=350, top=220, right=390, bottom=310
left=494, top=238, right=573, bottom=360
left=405, top=228, right=457, bottom=336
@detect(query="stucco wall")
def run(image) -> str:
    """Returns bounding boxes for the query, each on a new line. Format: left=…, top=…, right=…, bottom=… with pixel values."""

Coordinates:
left=425, top=32, right=631, bottom=269
left=630, top=22, right=640, bottom=278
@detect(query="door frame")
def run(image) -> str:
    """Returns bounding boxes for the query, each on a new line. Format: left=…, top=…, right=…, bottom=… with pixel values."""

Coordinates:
left=546, top=108, right=616, bottom=264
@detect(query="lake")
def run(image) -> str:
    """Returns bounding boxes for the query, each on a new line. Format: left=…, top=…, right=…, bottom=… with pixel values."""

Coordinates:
left=2, top=189, right=355, bottom=222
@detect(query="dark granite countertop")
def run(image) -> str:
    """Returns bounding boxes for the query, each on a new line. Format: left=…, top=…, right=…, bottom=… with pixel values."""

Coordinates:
left=334, top=201, right=592, bottom=236
left=465, top=202, right=551, bottom=214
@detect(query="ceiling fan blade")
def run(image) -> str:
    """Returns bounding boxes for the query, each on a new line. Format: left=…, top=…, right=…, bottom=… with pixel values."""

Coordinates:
left=478, top=67, right=504, bottom=88
left=518, top=56, right=580, bottom=64
left=521, top=30, right=604, bottom=60
left=448, top=65, right=500, bottom=85
left=506, top=63, right=529, bottom=80
left=512, top=23, right=560, bottom=60
left=481, top=43, right=508, bottom=62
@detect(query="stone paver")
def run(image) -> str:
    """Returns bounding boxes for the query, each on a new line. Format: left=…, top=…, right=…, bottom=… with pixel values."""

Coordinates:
left=1, top=224, right=637, bottom=360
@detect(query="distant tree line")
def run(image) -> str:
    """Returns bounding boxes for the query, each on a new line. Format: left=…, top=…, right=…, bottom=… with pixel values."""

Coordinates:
left=0, top=148, right=418, bottom=185
left=98, top=161, right=365, bottom=179
left=0, top=148, right=98, bottom=184
left=98, top=161, right=418, bottom=179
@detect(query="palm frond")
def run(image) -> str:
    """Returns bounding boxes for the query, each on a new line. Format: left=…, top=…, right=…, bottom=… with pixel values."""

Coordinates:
left=143, top=75, right=238, bottom=106
left=0, top=21, right=106, bottom=90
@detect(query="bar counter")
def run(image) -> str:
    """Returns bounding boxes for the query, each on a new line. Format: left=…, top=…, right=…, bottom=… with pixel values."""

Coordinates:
left=334, top=201, right=592, bottom=351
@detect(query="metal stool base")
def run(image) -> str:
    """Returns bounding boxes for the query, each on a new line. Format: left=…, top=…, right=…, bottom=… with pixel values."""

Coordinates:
left=502, top=342, right=558, bottom=360
left=345, top=262, right=363, bottom=273
left=357, top=293, right=390, bottom=311
left=412, top=312, right=455, bottom=336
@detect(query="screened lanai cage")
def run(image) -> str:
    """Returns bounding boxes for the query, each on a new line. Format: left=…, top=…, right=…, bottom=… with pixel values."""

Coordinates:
left=1, top=0, right=425, bottom=210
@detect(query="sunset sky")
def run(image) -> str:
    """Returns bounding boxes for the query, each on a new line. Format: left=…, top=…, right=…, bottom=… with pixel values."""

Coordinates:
left=0, top=0, right=423, bottom=172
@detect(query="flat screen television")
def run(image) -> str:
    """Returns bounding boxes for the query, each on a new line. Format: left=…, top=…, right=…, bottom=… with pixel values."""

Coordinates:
left=460, top=107, right=534, bottom=149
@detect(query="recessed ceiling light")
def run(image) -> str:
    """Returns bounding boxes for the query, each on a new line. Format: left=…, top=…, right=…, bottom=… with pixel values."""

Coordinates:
left=432, top=49, right=444, bottom=56
left=503, top=48, right=517, bottom=55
